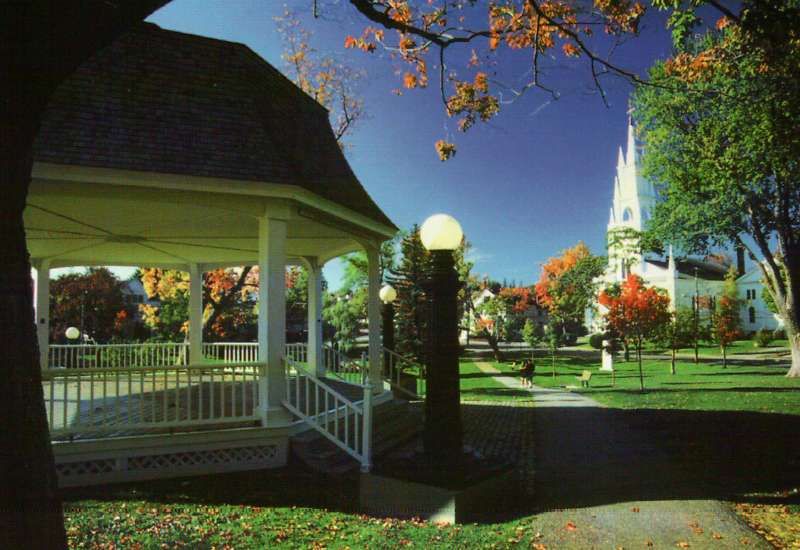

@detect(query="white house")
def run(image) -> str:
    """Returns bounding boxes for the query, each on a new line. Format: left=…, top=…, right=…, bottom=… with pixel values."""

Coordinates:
left=121, top=278, right=159, bottom=319
left=588, top=116, right=782, bottom=333
left=461, top=287, right=548, bottom=344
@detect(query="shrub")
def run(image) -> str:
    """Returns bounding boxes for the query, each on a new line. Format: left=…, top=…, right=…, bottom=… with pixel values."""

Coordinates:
left=589, top=333, right=605, bottom=350
left=753, top=329, right=773, bottom=348
left=773, top=329, right=787, bottom=340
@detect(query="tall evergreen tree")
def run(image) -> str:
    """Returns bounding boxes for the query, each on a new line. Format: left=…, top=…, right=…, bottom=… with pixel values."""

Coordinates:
left=388, top=225, right=430, bottom=362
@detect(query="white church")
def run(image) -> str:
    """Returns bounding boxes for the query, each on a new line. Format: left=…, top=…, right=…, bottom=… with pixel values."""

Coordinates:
left=588, top=116, right=782, bottom=333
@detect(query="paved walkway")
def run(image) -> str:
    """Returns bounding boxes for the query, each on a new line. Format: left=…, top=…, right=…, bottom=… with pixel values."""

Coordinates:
left=471, top=361, right=771, bottom=548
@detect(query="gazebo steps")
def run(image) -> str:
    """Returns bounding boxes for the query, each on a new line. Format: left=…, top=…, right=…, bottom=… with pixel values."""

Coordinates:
left=290, top=400, right=423, bottom=474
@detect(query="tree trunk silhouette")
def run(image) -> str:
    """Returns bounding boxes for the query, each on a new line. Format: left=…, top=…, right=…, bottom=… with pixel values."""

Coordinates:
left=1, top=3, right=170, bottom=546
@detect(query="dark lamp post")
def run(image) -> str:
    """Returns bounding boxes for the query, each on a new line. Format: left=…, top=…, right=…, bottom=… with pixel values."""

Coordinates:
left=420, top=214, right=464, bottom=461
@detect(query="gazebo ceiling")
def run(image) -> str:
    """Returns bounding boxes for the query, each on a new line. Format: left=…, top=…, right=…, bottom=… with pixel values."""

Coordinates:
left=25, top=178, right=363, bottom=268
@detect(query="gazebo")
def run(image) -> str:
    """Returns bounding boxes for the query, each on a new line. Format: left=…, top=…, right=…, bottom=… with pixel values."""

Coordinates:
left=25, top=23, right=401, bottom=486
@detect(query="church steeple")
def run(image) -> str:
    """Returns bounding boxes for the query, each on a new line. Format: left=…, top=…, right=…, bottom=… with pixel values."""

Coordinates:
left=625, top=115, right=637, bottom=166
left=608, top=110, right=658, bottom=235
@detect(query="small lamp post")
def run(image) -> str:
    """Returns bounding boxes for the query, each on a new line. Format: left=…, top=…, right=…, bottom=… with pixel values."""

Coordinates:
left=380, top=284, right=398, bottom=389
left=420, top=213, right=464, bottom=461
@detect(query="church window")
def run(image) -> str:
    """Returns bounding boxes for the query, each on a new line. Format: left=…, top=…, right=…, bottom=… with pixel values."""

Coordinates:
left=749, top=307, right=756, bottom=324
left=622, top=207, right=634, bottom=222
left=641, top=209, right=650, bottom=221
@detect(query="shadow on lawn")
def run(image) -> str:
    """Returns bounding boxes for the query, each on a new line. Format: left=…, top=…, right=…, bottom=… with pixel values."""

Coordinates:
left=531, top=405, right=800, bottom=514
left=461, top=387, right=530, bottom=398
left=61, top=463, right=364, bottom=514
left=700, top=369, right=790, bottom=376
left=60, top=402, right=800, bottom=525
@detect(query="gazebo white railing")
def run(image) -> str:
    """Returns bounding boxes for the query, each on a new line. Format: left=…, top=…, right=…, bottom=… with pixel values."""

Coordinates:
left=202, top=342, right=258, bottom=363
left=282, top=356, right=372, bottom=472
left=48, top=341, right=313, bottom=369
left=42, top=361, right=262, bottom=439
left=49, top=342, right=189, bottom=369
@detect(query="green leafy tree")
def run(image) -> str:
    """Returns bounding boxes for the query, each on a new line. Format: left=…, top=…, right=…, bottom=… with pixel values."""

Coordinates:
left=326, top=238, right=398, bottom=352
left=543, top=323, right=563, bottom=378
left=522, top=319, right=543, bottom=355
left=323, top=290, right=366, bottom=353
left=655, top=308, right=695, bottom=375
left=634, top=21, right=800, bottom=377
left=535, top=242, right=606, bottom=342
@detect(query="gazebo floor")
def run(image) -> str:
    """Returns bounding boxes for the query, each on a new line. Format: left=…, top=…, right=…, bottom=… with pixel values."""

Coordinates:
left=49, top=376, right=364, bottom=442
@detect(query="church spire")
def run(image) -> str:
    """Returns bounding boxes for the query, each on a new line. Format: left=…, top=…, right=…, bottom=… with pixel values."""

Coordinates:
left=626, top=114, right=636, bottom=166
left=617, top=146, right=625, bottom=168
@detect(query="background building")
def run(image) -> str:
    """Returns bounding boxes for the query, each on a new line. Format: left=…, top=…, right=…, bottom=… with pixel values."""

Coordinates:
left=589, top=116, right=782, bottom=334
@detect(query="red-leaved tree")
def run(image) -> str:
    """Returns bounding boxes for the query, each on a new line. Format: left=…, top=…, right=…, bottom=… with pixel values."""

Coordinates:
left=713, top=266, right=741, bottom=368
left=599, top=274, right=670, bottom=391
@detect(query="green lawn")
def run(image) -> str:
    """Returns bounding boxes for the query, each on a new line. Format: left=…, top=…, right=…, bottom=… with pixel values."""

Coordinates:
left=61, top=355, right=800, bottom=548
left=458, top=360, right=528, bottom=402
left=490, top=353, right=800, bottom=415
left=62, top=473, right=549, bottom=549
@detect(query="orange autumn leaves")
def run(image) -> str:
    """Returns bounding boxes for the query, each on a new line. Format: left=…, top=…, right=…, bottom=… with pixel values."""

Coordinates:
left=598, top=274, right=670, bottom=341
left=535, top=241, right=593, bottom=310
left=344, top=0, right=646, bottom=160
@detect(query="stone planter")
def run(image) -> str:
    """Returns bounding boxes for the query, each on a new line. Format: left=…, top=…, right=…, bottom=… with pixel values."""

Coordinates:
left=359, top=467, right=517, bottom=524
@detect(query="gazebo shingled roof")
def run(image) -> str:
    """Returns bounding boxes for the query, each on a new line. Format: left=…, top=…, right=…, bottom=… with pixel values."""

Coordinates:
left=33, top=22, right=395, bottom=231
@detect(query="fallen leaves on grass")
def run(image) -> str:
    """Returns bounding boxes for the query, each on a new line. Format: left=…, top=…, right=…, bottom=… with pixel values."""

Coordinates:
left=687, top=520, right=703, bottom=535
left=735, top=497, right=800, bottom=548
left=565, top=521, right=577, bottom=531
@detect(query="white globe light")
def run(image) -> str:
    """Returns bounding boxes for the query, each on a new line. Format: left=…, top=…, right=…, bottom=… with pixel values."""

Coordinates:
left=65, top=326, right=80, bottom=340
left=420, top=214, right=463, bottom=251
left=379, top=284, right=397, bottom=304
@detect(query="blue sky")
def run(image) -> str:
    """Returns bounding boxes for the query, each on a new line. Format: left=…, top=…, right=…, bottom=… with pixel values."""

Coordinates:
left=139, top=0, right=679, bottom=289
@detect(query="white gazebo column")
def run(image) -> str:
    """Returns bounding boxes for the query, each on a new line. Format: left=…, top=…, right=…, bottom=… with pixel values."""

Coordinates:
left=258, top=214, right=289, bottom=426
left=188, top=263, right=204, bottom=364
left=34, top=260, right=50, bottom=370
left=307, top=258, right=324, bottom=378
left=366, top=245, right=382, bottom=392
